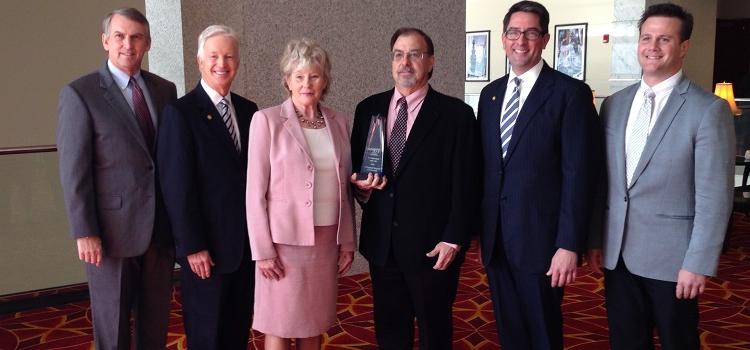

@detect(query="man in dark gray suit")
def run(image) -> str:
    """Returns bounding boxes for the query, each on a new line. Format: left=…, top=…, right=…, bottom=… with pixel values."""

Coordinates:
left=588, top=3, right=735, bottom=349
left=57, top=8, right=177, bottom=349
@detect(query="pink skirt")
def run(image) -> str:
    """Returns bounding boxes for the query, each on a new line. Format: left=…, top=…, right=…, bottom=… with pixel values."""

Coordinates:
left=252, top=225, right=339, bottom=338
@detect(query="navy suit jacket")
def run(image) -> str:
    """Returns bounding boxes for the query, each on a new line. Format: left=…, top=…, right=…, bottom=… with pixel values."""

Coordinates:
left=157, top=84, right=258, bottom=273
left=478, top=64, right=601, bottom=273
left=351, top=86, right=481, bottom=271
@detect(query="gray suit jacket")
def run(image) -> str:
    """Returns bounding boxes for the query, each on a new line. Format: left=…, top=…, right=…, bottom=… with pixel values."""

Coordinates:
left=592, top=77, right=735, bottom=282
left=57, top=62, right=177, bottom=258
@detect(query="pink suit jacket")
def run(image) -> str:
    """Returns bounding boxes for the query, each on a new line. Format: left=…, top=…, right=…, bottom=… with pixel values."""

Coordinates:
left=246, top=98, right=356, bottom=261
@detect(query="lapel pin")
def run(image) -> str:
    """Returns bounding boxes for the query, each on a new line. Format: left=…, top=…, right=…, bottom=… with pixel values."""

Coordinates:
left=206, top=114, right=213, bottom=120
left=492, top=96, right=496, bottom=101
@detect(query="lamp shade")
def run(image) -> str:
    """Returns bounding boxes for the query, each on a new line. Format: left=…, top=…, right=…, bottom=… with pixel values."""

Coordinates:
left=714, top=82, right=742, bottom=116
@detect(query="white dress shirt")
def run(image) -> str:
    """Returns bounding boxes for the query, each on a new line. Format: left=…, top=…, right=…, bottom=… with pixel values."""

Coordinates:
left=625, top=70, right=683, bottom=147
left=502, top=59, right=544, bottom=114
left=200, top=79, right=241, bottom=151
left=107, top=60, right=158, bottom=128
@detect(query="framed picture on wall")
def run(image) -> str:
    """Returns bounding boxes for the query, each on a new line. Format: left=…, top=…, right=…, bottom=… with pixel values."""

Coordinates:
left=466, top=31, right=490, bottom=81
left=464, top=93, right=480, bottom=115
left=553, top=23, right=587, bottom=80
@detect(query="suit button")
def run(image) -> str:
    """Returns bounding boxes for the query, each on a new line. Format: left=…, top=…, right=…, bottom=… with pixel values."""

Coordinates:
left=307, top=164, right=313, bottom=171
left=305, top=182, right=312, bottom=189
left=623, top=196, right=628, bottom=202
left=392, top=221, right=399, bottom=227
left=389, top=192, right=394, bottom=198
left=305, top=200, right=312, bottom=207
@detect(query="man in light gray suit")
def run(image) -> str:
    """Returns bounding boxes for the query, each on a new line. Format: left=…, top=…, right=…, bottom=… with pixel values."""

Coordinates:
left=57, top=8, right=177, bottom=349
left=587, top=3, right=735, bottom=350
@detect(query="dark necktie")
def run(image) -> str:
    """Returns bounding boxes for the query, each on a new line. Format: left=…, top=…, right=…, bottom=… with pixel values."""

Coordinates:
left=130, top=77, right=155, bottom=152
left=219, top=98, right=240, bottom=152
left=500, top=77, right=521, bottom=158
left=389, top=97, right=408, bottom=173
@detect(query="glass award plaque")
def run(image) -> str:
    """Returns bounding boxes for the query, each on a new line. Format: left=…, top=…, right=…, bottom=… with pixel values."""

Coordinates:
left=357, top=114, right=385, bottom=180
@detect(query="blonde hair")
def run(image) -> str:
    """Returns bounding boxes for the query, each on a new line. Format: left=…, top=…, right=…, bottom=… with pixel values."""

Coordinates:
left=197, top=25, right=238, bottom=59
left=280, top=38, right=331, bottom=96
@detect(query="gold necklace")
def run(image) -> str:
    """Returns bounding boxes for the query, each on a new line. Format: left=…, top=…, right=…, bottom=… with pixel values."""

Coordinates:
left=295, top=106, right=326, bottom=129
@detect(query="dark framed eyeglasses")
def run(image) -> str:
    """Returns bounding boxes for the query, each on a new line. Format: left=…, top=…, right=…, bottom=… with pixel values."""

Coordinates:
left=504, top=28, right=544, bottom=41
left=391, top=50, right=428, bottom=62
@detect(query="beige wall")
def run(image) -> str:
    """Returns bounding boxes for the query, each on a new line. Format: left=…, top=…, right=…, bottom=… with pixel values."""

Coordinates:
left=0, top=154, right=83, bottom=295
left=0, top=0, right=144, bottom=149
left=466, top=0, right=614, bottom=97
left=0, top=1, right=144, bottom=295
left=177, top=0, right=466, bottom=118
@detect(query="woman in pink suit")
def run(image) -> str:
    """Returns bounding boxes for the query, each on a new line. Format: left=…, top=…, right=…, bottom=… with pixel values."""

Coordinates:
left=246, top=38, right=355, bottom=350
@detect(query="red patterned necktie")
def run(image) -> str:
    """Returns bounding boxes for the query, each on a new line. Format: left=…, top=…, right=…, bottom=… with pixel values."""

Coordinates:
left=130, top=77, right=155, bottom=152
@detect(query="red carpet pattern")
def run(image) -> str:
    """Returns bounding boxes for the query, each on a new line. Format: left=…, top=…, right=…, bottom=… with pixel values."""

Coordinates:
left=2, top=215, right=750, bottom=349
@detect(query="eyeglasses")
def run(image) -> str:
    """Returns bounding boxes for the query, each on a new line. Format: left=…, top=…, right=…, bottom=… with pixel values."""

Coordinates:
left=391, top=50, right=428, bottom=62
left=504, top=28, right=544, bottom=41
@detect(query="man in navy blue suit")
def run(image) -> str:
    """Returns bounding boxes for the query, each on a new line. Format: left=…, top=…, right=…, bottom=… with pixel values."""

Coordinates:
left=477, top=1, right=600, bottom=349
left=157, top=25, right=257, bottom=349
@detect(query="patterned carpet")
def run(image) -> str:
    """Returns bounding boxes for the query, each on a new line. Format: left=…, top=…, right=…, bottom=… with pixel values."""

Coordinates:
left=2, top=215, right=750, bottom=349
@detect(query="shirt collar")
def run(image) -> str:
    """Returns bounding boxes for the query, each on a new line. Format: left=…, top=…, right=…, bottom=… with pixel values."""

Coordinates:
left=640, top=70, right=683, bottom=96
left=393, top=83, right=429, bottom=113
left=507, top=59, right=544, bottom=87
left=107, top=60, right=141, bottom=90
left=200, top=79, right=232, bottom=106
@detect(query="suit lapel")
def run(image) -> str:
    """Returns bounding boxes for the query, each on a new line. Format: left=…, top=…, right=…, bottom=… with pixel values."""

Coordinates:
left=504, top=64, right=554, bottom=164
left=142, top=71, right=166, bottom=126
left=98, top=63, right=150, bottom=155
left=484, top=76, right=508, bottom=171
left=280, top=98, right=313, bottom=163
left=396, top=87, right=442, bottom=175
left=371, top=91, right=395, bottom=178
left=611, top=84, right=638, bottom=190
left=195, top=84, right=243, bottom=163
left=232, top=92, right=251, bottom=164
left=629, top=78, right=689, bottom=188
left=320, top=106, right=342, bottom=170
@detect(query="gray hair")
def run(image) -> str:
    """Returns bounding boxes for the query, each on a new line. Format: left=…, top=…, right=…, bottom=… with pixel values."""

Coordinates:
left=280, top=38, right=332, bottom=96
left=102, top=8, right=150, bottom=41
left=197, top=25, right=239, bottom=59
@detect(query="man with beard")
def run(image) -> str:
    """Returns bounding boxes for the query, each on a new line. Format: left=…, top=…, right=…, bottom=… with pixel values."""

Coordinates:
left=350, top=27, right=481, bottom=349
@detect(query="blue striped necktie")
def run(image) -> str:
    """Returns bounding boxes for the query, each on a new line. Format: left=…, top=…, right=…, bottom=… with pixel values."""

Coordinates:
left=500, top=77, right=522, bottom=158
left=218, top=98, right=240, bottom=152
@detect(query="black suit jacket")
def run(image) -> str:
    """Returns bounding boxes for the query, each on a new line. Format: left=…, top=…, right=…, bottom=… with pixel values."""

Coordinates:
left=157, top=84, right=258, bottom=273
left=351, top=86, right=481, bottom=271
left=477, top=63, right=601, bottom=272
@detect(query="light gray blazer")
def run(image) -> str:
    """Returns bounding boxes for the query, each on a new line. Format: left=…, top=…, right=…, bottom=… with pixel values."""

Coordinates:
left=592, top=77, right=735, bottom=282
left=57, top=62, right=177, bottom=257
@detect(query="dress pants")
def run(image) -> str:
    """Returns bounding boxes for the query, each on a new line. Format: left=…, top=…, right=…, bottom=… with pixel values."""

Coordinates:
left=180, top=246, right=254, bottom=350
left=604, top=257, right=699, bottom=350
left=86, top=241, right=175, bottom=350
left=369, top=251, right=464, bottom=350
left=485, top=251, right=564, bottom=350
